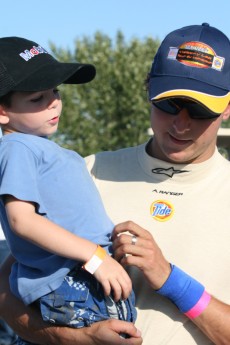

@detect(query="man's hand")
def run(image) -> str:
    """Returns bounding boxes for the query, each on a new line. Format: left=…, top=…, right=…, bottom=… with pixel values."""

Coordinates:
left=112, top=221, right=171, bottom=290
left=79, top=319, right=142, bottom=345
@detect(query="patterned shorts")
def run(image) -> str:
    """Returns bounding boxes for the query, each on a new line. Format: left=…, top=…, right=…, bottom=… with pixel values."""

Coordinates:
left=17, top=268, right=136, bottom=344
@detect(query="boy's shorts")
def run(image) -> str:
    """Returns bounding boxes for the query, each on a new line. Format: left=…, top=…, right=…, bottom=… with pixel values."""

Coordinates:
left=38, top=267, right=137, bottom=328
left=16, top=268, right=137, bottom=344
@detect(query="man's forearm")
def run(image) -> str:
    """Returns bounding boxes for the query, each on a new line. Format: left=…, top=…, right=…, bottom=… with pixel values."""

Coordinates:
left=193, top=296, right=230, bottom=345
left=0, top=256, right=142, bottom=345
left=113, top=221, right=230, bottom=344
left=0, top=255, right=52, bottom=344
left=0, top=256, right=93, bottom=345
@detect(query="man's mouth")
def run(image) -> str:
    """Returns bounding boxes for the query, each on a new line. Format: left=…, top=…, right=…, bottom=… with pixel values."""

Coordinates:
left=169, top=133, right=192, bottom=145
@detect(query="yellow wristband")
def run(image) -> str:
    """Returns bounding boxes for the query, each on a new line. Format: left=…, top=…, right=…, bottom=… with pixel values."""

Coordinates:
left=82, top=245, right=107, bottom=274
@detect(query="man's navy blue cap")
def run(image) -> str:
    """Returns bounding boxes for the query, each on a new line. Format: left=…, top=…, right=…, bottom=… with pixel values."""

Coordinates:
left=149, top=23, right=230, bottom=114
left=0, top=36, right=96, bottom=97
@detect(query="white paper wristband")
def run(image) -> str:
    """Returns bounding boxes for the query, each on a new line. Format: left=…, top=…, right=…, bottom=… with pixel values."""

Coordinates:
left=82, top=245, right=107, bottom=274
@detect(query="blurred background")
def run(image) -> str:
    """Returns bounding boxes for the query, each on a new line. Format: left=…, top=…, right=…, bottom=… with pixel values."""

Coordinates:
left=1, top=0, right=230, bottom=157
left=1, top=3, right=230, bottom=343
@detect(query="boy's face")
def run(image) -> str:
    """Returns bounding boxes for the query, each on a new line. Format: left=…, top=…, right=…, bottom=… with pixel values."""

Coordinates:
left=0, top=88, right=62, bottom=136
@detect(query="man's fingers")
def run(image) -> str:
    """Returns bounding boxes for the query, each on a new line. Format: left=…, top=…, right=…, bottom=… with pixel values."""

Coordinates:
left=112, top=221, right=152, bottom=241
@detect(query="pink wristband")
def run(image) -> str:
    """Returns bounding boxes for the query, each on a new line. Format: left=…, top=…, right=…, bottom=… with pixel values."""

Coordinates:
left=184, top=290, right=211, bottom=319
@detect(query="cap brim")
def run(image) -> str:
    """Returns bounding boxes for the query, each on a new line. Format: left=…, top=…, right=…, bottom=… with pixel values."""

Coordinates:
left=149, top=76, right=230, bottom=113
left=13, top=61, right=96, bottom=92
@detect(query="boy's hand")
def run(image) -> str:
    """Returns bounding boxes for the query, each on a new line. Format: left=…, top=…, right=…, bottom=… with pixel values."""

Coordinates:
left=93, top=254, right=132, bottom=301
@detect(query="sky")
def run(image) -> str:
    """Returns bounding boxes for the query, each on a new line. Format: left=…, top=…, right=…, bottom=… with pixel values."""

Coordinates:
left=1, top=0, right=230, bottom=52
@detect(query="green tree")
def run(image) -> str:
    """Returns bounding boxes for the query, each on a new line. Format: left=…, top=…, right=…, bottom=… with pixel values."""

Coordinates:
left=50, top=31, right=160, bottom=156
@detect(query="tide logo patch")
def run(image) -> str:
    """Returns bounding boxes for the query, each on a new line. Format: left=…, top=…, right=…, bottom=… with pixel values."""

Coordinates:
left=150, top=200, right=174, bottom=222
left=167, top=41, right=225, bottom=71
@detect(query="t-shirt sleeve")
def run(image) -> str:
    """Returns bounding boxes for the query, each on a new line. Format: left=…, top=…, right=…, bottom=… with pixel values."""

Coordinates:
left=0, top=141, right=45, bottom=214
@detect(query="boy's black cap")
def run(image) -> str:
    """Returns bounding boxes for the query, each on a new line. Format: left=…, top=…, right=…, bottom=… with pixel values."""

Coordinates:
left=0, top=36, right=96, bottom=97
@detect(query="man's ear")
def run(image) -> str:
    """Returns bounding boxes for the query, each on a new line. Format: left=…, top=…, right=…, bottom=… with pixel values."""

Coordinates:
left=0, top=105, right=9, bottom=124
left=222, top=103, right=230, bottom=121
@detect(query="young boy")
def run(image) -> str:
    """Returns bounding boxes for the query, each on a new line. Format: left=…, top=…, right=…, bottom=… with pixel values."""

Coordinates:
left=0, top=36, right=136, bottom=336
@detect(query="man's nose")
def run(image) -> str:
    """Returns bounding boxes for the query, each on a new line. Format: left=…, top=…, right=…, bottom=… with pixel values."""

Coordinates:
left=172, top=108, right=191, bottom=133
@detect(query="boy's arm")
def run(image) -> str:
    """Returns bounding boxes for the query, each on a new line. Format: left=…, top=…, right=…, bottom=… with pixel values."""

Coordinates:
left=0, top=255, right=142, bottom=345
left=5, top=195, right=132, bottom=300
left=5, top=195, right=97, bottom=261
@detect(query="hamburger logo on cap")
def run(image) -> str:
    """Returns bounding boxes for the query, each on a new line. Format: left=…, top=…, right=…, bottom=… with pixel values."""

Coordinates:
left=167, top=41, right=225, bottom=71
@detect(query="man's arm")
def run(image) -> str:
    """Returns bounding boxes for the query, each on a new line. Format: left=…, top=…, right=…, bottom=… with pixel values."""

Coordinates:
left=113, top=221, right=230, bottom=345
left=0, top=255, right=142, bottom=345
left=192, top=297, right=230, bottom=345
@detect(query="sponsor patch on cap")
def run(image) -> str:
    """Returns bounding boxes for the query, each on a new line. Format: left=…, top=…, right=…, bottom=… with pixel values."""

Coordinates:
left=167, top=41, right=225, bottom=71
left=19, top=45, right=48, bottom=62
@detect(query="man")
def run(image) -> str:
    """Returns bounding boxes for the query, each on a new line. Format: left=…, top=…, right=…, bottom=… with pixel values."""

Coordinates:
left=0, top=225, right=17, bottom=345
left=0, top=22, right=230, bottom=344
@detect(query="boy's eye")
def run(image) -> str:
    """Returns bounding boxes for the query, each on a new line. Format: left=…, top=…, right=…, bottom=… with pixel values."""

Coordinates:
left=31, top=95, right=43, bottom=103
left=53, top=88, right=60, bottom=97
left=30, top=89, right=60, bottom=103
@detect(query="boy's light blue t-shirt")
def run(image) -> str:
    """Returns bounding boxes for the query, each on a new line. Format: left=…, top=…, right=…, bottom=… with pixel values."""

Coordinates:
left=0, top=133, right=114, bottom=305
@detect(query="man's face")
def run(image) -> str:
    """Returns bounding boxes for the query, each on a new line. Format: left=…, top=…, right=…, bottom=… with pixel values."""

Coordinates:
left=149, top=102, right=229, bottom=164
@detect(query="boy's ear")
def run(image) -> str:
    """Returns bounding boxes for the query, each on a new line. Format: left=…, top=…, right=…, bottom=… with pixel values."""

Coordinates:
left=222, top=103, right=230, bottom=121
left=0, top=105, right=9, bottom=124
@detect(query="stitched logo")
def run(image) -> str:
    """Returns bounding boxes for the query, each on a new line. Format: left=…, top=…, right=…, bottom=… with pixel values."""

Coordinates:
left=19, top=45, right=48, bottom=61
left=152, top=167, right=188, bottom=178
left=150, top=200, right=174, bottom=222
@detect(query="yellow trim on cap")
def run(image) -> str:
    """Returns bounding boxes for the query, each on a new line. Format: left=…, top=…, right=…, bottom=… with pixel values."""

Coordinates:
left=152, top=90, right=230, bottom=114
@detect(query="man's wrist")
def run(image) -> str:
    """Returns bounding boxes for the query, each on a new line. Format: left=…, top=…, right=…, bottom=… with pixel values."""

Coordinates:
left=156, top=264, right=211, bottom=319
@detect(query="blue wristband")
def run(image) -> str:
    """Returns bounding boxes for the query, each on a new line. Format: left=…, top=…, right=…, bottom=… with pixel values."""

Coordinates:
left=156, top=264, right=205, bottom=313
